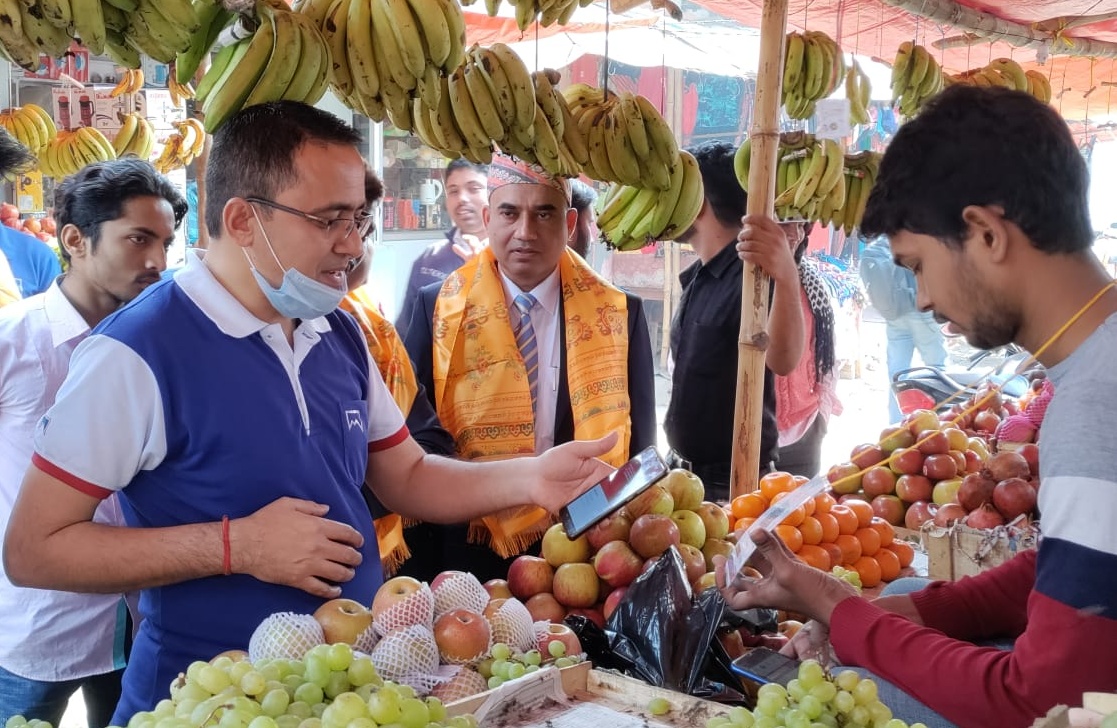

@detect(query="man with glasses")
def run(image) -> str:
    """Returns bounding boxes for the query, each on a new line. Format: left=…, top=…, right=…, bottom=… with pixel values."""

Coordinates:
left=4, top=102, right=620, bottom=721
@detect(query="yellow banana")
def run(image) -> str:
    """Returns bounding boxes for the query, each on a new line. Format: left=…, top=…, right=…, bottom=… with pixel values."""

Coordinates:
left=370, top=0, right=417, bottom=92
left=488, top=42, right=536, bottom=137
left=647, top=148, right=686, bottom=238
left=446, top=66, right=490, bottom=150
left=891, top=41, right=913, bottom=101
left=462, top=61, right=505, bottom=141
left=113, top=113, right=139, bottom=157
left=243, top=6, right=300, bottom=108
left=346, top=0, right=380, bottom=100
left=404, top=0, right=451, bottom=70
left=323, top=0, right=355, bottom=98
left=633, top=94, right=679, bottom=173
left=431, top=0, right=466, bottom=72
left=618, top=92, right=650, bottom=160
left=384, top=0, right=427, bottom=82
left=783, top=32, right=805, bottom=97
left=662, top=150, right=703, bottom=240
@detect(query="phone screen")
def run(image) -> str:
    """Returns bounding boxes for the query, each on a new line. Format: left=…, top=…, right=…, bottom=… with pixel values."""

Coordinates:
left=729, top=647, right=801, bottom=686
left=560, top=447, right=668, bottom=538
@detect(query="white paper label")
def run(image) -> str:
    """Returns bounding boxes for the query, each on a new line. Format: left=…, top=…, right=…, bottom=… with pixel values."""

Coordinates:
left=724, top=475, right=830, bottom=578
left=815, top=98, right=852, bottom=140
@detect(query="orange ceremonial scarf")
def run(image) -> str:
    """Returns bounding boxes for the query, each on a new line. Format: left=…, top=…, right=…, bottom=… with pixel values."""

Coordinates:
left=431, top=246, right=631, bottom=557
left=340, top=287, right=418, bottom=574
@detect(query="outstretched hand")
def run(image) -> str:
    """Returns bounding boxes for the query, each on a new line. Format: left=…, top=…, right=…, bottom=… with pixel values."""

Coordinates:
left=532, top=433, right=620, bottom=513
left=714, top=528, right=858, bottom=626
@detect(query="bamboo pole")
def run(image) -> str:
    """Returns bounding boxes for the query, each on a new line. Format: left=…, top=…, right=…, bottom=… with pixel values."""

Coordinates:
left=729, top=0, right=788, bottom=498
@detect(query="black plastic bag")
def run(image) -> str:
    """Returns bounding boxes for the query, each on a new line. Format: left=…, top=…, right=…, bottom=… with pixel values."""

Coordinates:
left=566, top=546, right=753, bottom=702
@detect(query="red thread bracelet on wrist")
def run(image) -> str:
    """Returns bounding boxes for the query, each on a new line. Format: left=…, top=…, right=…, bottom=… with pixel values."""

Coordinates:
left=222, top=515, right=231, bottom=576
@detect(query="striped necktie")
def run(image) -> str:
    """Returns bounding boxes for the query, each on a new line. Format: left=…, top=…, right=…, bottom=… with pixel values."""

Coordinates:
left=512, top=293, right=539, bottom=412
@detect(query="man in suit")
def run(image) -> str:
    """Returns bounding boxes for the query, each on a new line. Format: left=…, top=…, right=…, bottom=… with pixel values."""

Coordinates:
left=402, top=154, right=656, bottom=581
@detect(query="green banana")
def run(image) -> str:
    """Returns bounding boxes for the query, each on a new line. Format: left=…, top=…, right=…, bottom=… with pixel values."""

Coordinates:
left=177, top=1, right=236, bottom=85
left=242, top=6, right=298, bottom=107
left=196, top=40, right=237, bottom=104
left=734, top=138, right=751, bottom=192
left=201, top=19, right=274, bottom=133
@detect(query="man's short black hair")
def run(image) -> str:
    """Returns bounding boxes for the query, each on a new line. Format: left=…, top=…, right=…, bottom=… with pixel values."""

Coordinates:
left=54, top=158, right=188, bottom=263
left=688, top=141, right=746, bottom=228
left=205, top=101, right=363, bottom=237
left=569, top=179, right=597, bottom=213
left=0, top=128, right=35, bottom=177
left=862, top=86, right=1093, bottom=253
left=445, top=158, right=487, bottom=181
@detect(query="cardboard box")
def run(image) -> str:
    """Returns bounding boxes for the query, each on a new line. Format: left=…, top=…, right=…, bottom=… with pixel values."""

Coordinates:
left=447, top=661, right=732, bottom=727
left=922, top=522, right=1039, bottom=581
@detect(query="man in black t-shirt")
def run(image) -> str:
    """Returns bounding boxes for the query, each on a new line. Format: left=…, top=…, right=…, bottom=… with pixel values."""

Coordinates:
left=664, top=142, right=805, bottom=501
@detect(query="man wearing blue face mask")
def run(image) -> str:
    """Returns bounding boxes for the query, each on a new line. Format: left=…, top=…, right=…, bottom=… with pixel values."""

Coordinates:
left=4, top=101, right=621, bottom=722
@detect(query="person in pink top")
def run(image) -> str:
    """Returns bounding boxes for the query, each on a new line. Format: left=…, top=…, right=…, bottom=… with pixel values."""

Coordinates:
left=720, top=86, right=1117, bottom=728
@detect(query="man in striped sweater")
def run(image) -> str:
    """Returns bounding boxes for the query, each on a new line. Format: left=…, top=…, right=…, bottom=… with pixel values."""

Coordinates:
left=718, top=85, right=1117, bottom=728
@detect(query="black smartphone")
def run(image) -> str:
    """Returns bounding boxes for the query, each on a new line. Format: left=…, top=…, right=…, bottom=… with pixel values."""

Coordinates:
left=559, top=446, right=669, bottom=539
left=730, top=647, right=801, bottom=686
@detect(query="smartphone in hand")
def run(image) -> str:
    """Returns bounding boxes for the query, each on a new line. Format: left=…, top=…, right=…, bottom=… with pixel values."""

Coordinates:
left=559, top=446, right=669, bottom=539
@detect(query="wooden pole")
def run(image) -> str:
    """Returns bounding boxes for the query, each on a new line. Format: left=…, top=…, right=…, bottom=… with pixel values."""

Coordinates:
left=729, top=0, right=788, bottom=498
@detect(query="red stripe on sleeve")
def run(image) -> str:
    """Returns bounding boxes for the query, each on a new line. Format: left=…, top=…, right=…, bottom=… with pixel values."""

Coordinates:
left=368, top=425, right=409, bottom=453
left=31, top=453, right=114, bottom=500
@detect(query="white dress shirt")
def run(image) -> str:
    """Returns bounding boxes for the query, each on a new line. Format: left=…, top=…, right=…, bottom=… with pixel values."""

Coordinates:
left=500, top=268, right=562, bottom=454
left=0, top=280, right=128, bottom=681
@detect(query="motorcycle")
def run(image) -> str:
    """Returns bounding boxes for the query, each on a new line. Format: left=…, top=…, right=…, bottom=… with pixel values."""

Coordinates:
left=891, top=345, right=1032, bottom=415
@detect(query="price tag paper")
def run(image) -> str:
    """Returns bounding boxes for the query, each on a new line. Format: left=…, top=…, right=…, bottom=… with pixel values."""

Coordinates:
left=815, top=98, right=852, bottom=140
left=725, top=475, right=830, bottom=578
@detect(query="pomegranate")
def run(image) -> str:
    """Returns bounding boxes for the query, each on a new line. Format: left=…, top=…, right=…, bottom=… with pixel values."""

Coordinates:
left=933, top=503, right=966, bottom=527
left=984, top=451, right=1031, bottom=483
left=964, top=503, right=1006, bottom=530
left=992, top=478, right=1037, bottom=521
left=1017, top=443, right=1040, bottom=476
left=973, top=410, right=1001, bottom=433
left=958, top=473, right=997, bottom=512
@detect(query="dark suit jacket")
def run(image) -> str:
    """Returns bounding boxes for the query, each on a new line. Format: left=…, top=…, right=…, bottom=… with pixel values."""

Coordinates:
left=397, top=278, right=658, bottom=582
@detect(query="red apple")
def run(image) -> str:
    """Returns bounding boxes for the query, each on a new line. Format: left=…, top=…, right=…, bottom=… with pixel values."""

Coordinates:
left=593, top=540, right=644, bottom=588
left=692, top=572, right=718, bottom=593
left=670, top=509, right=707, bottom=548
left=947, top=449, right=967, bottom=474
left=538, top=622, right=583, bottom=658
left=565, top=607, right=605, bottom=629
left=585, top=512, right=633, bottom=551
left=641, top=555, right=661, bottom=574
left=524, top=593, right=566, bottom=623
left=624, top=484, right=674, bottom=519
left=483, top=579, right=513, bottom=600
left=694, top=502, right=730, bottom=541
left=850, top=443, right=885, bottom=470
left=904, top=500, right=938, bottom=530
left=370, top=576, right=423, bottom=621
left=870, top=494, right=905, bottom=526
left=541, top=522, right=591, bottom=567
left=628, top=513, right=681, bottom=559
left=895, top=474, right=933, bottom=503
left=879, top=426, right=916, bottom=453
left=963, top=449, right=985, bottom=474
left=433, top=609, right=492, bottom=663
left=915, top=429, right=950, bottom=456
left=507, top=555, right=554, bottom=600
left=660, top=469, right=705, bottom=511
left=827, top=461, right=862, bottom=495
left=888, top=447, right=924, bottom=476
left=602, top=586, right=628, bottom=620
left=677, top=543, right=707, bottom=584
left=551, top=562, right=599, bottom=608
left=313, top=598, right=373, bottom=645
left=922, top=453, right=958, bottom=481
left=861, top=466, right=897, bottom=498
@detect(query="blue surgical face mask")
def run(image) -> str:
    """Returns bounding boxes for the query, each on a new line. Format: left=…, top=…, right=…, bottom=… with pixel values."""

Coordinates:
left=245, top=207, right=347, bottom=320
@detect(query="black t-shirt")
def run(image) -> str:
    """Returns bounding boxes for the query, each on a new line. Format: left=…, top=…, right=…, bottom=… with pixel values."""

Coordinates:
left=664, top=240, right=778, bottom=471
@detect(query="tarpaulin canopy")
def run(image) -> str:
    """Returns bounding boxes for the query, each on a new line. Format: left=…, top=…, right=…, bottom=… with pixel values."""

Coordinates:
left=692, top=0, right=1117, bottom=122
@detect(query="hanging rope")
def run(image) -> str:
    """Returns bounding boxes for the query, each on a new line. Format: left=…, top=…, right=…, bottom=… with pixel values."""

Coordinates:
left=602, top=0, right=611, bottom=98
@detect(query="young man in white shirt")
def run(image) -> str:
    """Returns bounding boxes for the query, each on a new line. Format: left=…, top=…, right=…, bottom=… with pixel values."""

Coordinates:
left=0, top=158, right=186, bottom=725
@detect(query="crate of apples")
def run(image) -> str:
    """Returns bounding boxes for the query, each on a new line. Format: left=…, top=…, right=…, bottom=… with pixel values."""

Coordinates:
left=503, top=469, right=739, bottom=628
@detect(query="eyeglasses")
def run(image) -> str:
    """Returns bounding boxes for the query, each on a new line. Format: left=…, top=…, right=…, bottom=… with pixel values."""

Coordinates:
left=246, top=197, right=376, bottom=241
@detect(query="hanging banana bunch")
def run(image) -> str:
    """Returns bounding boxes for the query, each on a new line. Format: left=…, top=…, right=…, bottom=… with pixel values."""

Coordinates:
left=111, top=112, right=156, bottom=161
left=782, top=30, right=846, bottom=120
left=37, top=127, right=116, bottom=180
left=467, top=0, right=591, bottom=32
left=594, top=150, right=703, bottom=251
left=153, top=118, right=207, bottom=173
left=947, top=58, right=1052, bottom=105
left=734, top=132, right=846, bottom=225
left=836, top=151, right=880, bottom=236
left=0, top=104, right=57, bottom=154
left=846, top=59, right=872, bottom=125
left=196, top=1, right=331, bottom=133
left=890, top=42, right=945, bottom=117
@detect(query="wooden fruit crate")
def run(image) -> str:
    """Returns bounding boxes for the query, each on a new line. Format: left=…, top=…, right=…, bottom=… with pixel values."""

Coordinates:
left=922, top=522, right=1039, bottom=581
left=446, top=661, right=732, bottom=728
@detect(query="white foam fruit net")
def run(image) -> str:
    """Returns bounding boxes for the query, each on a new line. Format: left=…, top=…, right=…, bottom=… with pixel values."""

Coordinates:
left=373, top=582, right=434, bottom=637
left=489, top=598, right=535, bottom=652
left=429, top=665, right=489, bottom=703
left=354, top=622, right=379, bottom=654
left=434, top=613, right=493, bottom=665
left=432, top=572, right=490, bottom=618
left=248, top=612, right=325, bottom=662
left=370, top=623, right=443, bottom=694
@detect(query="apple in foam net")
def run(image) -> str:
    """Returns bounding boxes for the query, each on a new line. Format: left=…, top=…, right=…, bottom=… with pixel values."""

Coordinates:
left=592, top=539, right=644, bottom=588
left=694, top=502, right=730, bottom=540
left=483, top=597, right=507, bottom=621
left=628, top=514, right=681, bottom=559
left=312, top=598, right=373, bottom=645
left=540, top=522, right=591, bottom=567
left=506, top=555, right=554, bottom=600
left=585, top=511, right=632, bottom=551
left=430, top=570, right=468, bottom=592
left=660, top=469, right=705, bottom=511
left=370, top=576, right=423, bottom=621
left=670, top=509, right=707, bottom=548
left=433, top=609, right=492, bottom=663
left=525, top=593, right=566, bottom=623
left=483, top=579, right=513, bottom=600
left=551, top=562, right=600, bottom=608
